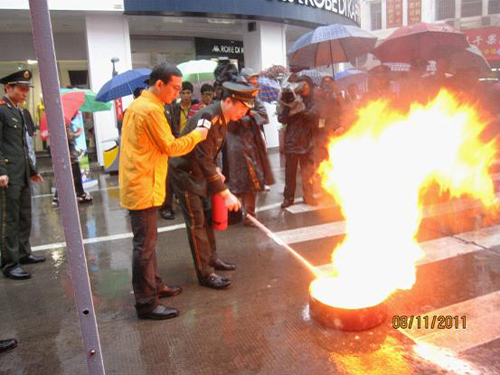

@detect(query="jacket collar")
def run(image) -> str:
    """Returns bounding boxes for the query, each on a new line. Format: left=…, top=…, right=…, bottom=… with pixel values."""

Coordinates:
left=141, top=90, right=163, bottom=107
left=213, top=101, right=226, bottom=126
left=2, top=96, right=17, bottom=109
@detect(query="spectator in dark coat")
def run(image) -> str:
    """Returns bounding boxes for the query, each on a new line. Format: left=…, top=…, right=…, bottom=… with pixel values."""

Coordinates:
left=278, top=75, right=318, bottom=208
left=226, top=68, right=274, bottom=226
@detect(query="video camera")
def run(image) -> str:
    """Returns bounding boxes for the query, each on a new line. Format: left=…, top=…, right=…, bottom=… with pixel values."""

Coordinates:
left=280, top=82, right=304, bottom=104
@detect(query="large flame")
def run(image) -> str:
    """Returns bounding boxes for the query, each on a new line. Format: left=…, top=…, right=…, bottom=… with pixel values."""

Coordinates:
left=310, top=90, right=497, bottom=309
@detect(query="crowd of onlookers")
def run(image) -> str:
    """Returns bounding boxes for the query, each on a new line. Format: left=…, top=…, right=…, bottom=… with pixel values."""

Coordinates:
left=153, top=58, right=499, bottom=214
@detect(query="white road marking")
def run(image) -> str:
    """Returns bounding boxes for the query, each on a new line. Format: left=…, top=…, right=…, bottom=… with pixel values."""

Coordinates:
left=32, top=223, right=186, bottom=252
left=399, top=290, right=500, bottom=353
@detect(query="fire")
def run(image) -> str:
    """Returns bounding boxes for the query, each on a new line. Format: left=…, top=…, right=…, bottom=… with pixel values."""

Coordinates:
left=311, top=90, right=497, bottom=309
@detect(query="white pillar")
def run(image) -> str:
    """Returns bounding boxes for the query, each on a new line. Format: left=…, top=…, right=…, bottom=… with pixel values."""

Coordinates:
left=422, top=0, right=434, bottom=22
left=482, top=0, right=488, bottom=16
left=242, top=20, right=288, bottom=149
left=382, top=0, right=388, bottom=29
left=243, top=20, right=287, bottom=72
left=403, top=0, right=408, bottom=26
left=85, top=14, right=132, bottom=166
left=455, top=0, right=461, bottom=19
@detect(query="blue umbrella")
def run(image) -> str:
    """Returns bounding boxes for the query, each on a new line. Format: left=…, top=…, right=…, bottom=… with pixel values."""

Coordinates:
left=258, top=76, right=280, bottom=103
left=289, top=24, right=377, bottom=68
left=95, top=68, right=151, bottom=102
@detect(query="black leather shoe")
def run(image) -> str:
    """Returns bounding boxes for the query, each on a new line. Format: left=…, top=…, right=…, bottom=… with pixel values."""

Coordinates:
left=19, top=254, right=46, bottom=264
left=211, top=259, right=236, bottom=271
left=199, top=273, right=232, bottom=289
left=137, top=304, right=179, bottom=320
left=0, top=339, right=18, bottom=354
left=3, top=266, right=31, bottom=280
left=160, top=209, right=175, bottom=220
left=158, top=285, right=182, bottom=298
left=281, top=199, right=294, bottom=209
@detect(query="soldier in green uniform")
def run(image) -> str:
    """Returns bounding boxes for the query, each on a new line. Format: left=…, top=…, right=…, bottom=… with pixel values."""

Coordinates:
left=0, top=70, right=45, bottom=280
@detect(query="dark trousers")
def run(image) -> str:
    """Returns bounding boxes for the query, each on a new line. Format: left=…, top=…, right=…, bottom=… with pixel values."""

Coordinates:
left=174, top=188, right=218, bottom=280
left=54, top=162, right=85, bottom=198
left=161, top=174, right=174, bottom=212
left=0, top=183, right=32, bottom=271
left=236, top=193, right=256, bottom=219
left=283, top=153, right=315, bottom=202
left=72, top=162, right=85, bottom=196
left=130, top=207, right=165, bottom=314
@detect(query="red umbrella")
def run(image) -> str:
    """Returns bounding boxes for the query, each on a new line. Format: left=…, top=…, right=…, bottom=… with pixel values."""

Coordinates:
left=373, top=22, right=469, bottom=63
left=40, top=91, right=85, bottom=140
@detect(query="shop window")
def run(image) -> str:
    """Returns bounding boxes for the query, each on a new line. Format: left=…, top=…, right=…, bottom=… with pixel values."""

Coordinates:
left=436, top=0, right=455, bottom=20
left=461, top=0, right=482, bottom=17
left=370, top=2, right=382, bottom=30
left=489, top=0, right=500, bottom=14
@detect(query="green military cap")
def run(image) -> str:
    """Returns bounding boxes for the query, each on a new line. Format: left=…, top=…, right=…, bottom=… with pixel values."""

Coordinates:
left=0, top=70, right=33, bottom=87
left=222, top=81, right=259, bottom=108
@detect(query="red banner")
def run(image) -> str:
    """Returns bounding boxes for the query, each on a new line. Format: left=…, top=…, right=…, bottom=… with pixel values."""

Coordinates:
left=115, top=97, right=124, bottom=121
left=407, top=0, right=421, bottom=25
left=386, top=0, right=403, bottom=28
left=463, top=27, right=500, bottom=61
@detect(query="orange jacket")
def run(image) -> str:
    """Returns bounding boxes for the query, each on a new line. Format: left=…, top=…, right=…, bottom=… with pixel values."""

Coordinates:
left=119, top=90, right=202, bottom=210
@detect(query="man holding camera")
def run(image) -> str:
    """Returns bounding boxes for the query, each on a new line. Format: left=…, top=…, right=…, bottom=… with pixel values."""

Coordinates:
left=278, top=75, right=318, bottom=208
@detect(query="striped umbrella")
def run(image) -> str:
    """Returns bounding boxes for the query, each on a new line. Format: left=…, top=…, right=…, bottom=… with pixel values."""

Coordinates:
left=289, top=24, right=377, bottom=68
left=258, top=76, right=280, bottom=103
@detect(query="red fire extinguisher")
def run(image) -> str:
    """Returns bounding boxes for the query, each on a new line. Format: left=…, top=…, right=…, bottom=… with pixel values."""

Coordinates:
left=212, top=194, right=227, bottom=230
left=211, top=193, right=228, bottom=231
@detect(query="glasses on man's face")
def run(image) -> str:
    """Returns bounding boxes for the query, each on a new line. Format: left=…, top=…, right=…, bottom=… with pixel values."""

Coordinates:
left=162, top=80, right=181, bottom=93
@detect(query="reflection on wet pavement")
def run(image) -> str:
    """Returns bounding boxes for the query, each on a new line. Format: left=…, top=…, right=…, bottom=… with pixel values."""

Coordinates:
left=0, top=151, right=499, bottom=374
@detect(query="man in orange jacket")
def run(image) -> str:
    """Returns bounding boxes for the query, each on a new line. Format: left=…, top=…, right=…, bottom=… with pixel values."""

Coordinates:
left=119, top=63, right=208, bottom=321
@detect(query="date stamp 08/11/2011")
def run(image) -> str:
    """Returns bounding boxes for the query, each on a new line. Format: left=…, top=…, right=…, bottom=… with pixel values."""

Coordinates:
left=392, top=315, right=467, bottom=330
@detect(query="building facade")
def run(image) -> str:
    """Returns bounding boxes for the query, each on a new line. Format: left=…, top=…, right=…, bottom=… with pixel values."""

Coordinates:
left=0, top=0, right=361, bottom=165
left=360, top=0, right=500, bottom=70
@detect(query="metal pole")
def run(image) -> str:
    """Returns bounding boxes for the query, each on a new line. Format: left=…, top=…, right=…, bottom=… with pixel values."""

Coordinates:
left=28, top=1, right=106, bottom=374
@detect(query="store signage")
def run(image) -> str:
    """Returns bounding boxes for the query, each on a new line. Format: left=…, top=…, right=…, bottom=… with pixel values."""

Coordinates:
left=124, top=0, right=361, bottom=27
left=386, top=0, right=403, bottom=28
left=195, top=38, right=244, bottom=59
left=278, top=0, right=359, bottom=23
left=211, top=44, right=244, bottom=55
left=463, top=27, right=500, bottom=61
left=407, top=0, right=421, bottom=25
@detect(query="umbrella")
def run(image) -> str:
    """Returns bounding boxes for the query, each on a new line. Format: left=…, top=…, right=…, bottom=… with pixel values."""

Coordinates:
left=258, top=76, right=280, bottom=103
left=288, top=24, right=377, bottom=68
left=177, top=59, right=217, bottom=84
left=39, top=91, right=85, bottom=140
left=373, top=22, right=469, bottom=63
left=60, top=88, right=112, bottom=112
left=95, top=68, right=151, bottom=102
left=335, top=69, right=368, bottom=90
left=297, top=69, right=329, bottom=86
left=335, top=69, right=367, bottom=82
left=432, top=45, right=492, bottom=75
